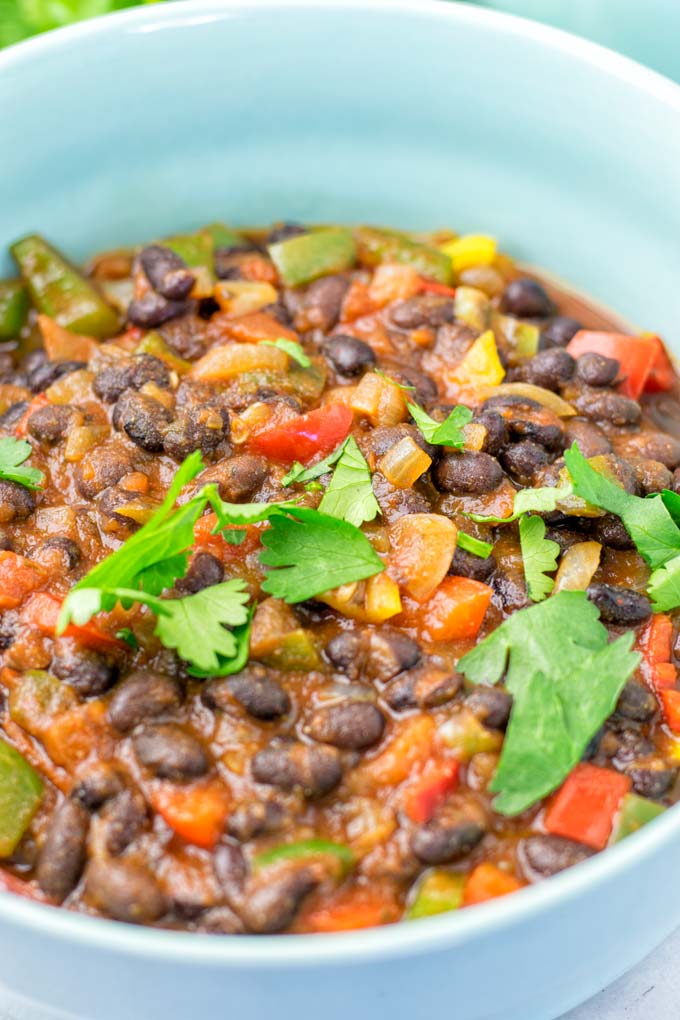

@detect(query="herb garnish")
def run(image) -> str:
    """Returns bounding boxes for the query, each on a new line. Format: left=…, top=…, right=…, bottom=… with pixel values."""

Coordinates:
left=260, top=337, right=311, bottom=367
left=282, top=441, right=348, bottom=487
left=456, top=532, right=493, bottom=559
left=0, top=437, right=44, bottom=490
left=318, top=436, right=380, bottom=527
left=408, top=403, right=472, bottom=448
left=519, top=514, right=560, bottom=602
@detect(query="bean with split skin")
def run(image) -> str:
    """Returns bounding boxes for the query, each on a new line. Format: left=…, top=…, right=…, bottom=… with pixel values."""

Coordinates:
left=382, top=666, right=461, bottom=712
left=294, top=275, right=349, bottom=332
left=41, top=536, right=82, bottom=570
left=163, top=405, right=229, bottom=461
left=37, top=799, right=90, bottom=902
left=102, top=789, right=148, bottom=856
left=74, top=442, right=134, bottom=499
left=27, top=359, right=86, bottom=393
left=84, top=859, right=166, bottom=924
left=70, top=763, right=123, bottom=811
left=365, top=628, right=422, bottom=681
left=176, top=551, right=224, bottom=594
left=389, top=294, right=455, bottom=329
left=133, top=723, right=210, bottom=781
left=563, top=418, right=611, bottom=458
left=199, top=454, right=268, bottom=502
left=113, top=390, right=172, bottom=453
left=108, top=669, right=183, bottom=732
left=624, top=765, right=677, bottom=800
left=203, top=665, right=290, bottom=721
left=472, top=410, right=508, bottom=456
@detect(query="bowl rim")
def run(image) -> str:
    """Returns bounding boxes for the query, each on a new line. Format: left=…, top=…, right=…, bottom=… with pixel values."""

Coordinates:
left=2, top=0, right=680, bottom=966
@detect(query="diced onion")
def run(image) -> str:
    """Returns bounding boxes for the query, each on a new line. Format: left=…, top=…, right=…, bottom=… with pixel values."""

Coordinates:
left=489, top=382, right=576, bottom=417
left=453, top=287, right=491, bottom=331
left=553, top=541, right=602, bottom=593
left=462, top=422, right=487, bottom=451
left=378, top=436, right=432, bottom=487
left=191, top=342, right=288, bottom=381
left=388, top=513, right=457, bottom=602
left=214, top=280, right=278, bottom=318
left=351, top=372, right=408, bottom=427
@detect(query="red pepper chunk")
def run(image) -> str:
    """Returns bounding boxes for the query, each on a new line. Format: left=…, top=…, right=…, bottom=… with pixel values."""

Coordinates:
left=250, top=404, right=353, bottom=464
left=544, top=763, right=631, bottom=851
left=659, top=690, right=680, bottom=735
left=636, top=614, right=676, bottom=692
left=642, top=335, right=675, bottom=393
left=417, top=279, right=457, bottom=297
left=403, top=760, right=460, bottom=823
left=23, top=592, right=126, bottom=653
left=566, top=331, right=663, bottom=400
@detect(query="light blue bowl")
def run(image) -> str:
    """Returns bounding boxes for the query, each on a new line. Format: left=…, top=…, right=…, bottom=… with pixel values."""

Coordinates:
left=1, top=3, right=680, bottom=1019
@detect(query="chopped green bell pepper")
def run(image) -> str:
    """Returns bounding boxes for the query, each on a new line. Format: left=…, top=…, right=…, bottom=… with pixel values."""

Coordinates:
left=261, top=629, right=322, bottom=670
left=10, top=234, right=120, bottom=338
left=0, top=739, right=43, bottom=857
left=354, top=226, right=452, bottom=285
left=135, top=332, right=192, bottom=375
left=613, top=792, right=665, bottom=842
left=163, top=229, right=215, bottom=273
left=406, top=869, right=466, bottom=920
left=438, top=707, right=503, bottom=762
left=205, top=223, right=247, bottom=250
left=0, top=280, right=29, bottom=339
left=254, top=839, right=355, bottom=874
left=9, top=669, right=76, bottom=739
left=268, top=228, right=357, bottom=287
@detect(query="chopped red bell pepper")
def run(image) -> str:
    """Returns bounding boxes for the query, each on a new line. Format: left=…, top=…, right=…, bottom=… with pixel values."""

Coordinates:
left=566, top=331, right=660, bottom=400
left=637, top=614, right=676, bottom=692
left=402, top=759, right=460, bottom=823
left=642, top=335, right=675, bottom=393
left=150, top=778, right=232, bottom=850
left=659, top=689, right=680, bottom=735
left=417, top=279, right=457, bottom=297
left=463, top=863, right=522, bottom=906
left=23, top=592, right=126, bottom=652
left=250, top=403, right=353, bottom=464
left=544, top=763, right=631, bottom=851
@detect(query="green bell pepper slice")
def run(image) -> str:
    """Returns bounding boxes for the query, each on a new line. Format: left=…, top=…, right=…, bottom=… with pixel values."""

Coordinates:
left=0, top=739, right=43, bottom=857
left=0, top=280, right=30, bottom=339
left=135, top=332, right=192, bottom=375
left=254, top=839, right=355, bottom=874
left=163, top=229, right=215, bottom=273
left=613, top=792, right=665, bottom=842
left=205, top=223, right=247, bottom=250
left=354, top=226, right=452, bottom=285
left=406, top=869, right=466, bottom=920
left=10, top=234, right=120, bottom=338
left=268, top=228, right=357, bottom=287
left=260, top=628, right=322, bottom=670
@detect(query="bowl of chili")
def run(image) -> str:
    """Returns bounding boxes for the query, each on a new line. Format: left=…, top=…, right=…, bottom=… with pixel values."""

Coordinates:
left=1, top=2, right=680, bottom=1020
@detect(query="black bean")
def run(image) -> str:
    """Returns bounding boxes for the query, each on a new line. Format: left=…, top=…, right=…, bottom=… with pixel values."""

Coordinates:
left=84, top=859, right=166, bottom=924
left=576, top=352, right=620, bottom=387
left=0, top=401, right=30, bottom=429
left=563, top=418, right=612, bottom=458
left=362, top=423, right=434, bottom=459
left=75, top=443, right=135, bottom=499
left=614, top=431, right=680, bottom=470
left=500, top=278, right=553, bottom=319
left=52, top=644, right=118, bottom=698
left=262, top=300, right=294, bottom=327
left=500, top=441, right=550, bottom=486
left=129, top=353, right=171, bottom=391
left=608, top=727, right=654, bottom=766
left=294, top=275, right=349, bottom=333
left=175, top=551, right=224, bottom=595
left=389, top=368, right=438, bottom=406
left=433, top=451, right=503, bottom=494
left=70, top=763, right=123, bottom=811
left=411, top=820, right=485, bottom=865
left=389, top=294, right=455, bottom=329
left=26, top=404, right=74, bottom=444
left=199, top=454, right=268, bottom=502
left=519, top=349, right=575, bottom=390
left=200, top=906, right=246, bottom=934
left=0, top=611, right=17, bottom=649
left=383, top=666, right=461, bottom=712
left=204, top=665, right=290, bottom=721
left=128, top=292, right=191, bottom=329
left=366, top=628, right=422, bottom=681
left=28, top=360, right=86, bottom=394
left=163, top=405, right=229, bottom=461
left=108, top=669, right=183, bottom=732
left=574, top=390, right=641, bottom=427
left=449, top=546, right=495, bottom=581
left=588, top=513, right=634, bottom=550
left=626, top=765, right=677, bottom=800
left=37, top=799, right=89, bottom=902
left=0, top=480, right=35, bottom=523
left=113, top=390, right=171, bottom=452
left=616, top=680, right=657, bottom=723
left=539, top=316, right=582, bottom=349
left=96, top=485, right=147, bottom=530
left=227, top=800, right=287, bottom=842
left=241, top=868, right=317, bottom=934
left=472, top=410, right=509, bottom=456
left=305, top=701, right=385, bottom=750
left=252, top=741, right=342, bottom=798
left=371, top=472, right=432, bottom=524
left=465, top=686, right=513, bottom=730
left=632, top=458, right=672, bottom=496
left=102, top=789, right=148, bottom=856
left=586, top=583, right=651, bottom=625
left=267, top=222, right=307, bottom=244
left=519, top=835, right=593, bottom=881
left=484, top=396, right=564, bottom=450
left=133, top=723, right=209, bottom=781
left=41, top=536, right=81, bottom=570
left=213, top=841, right=247, bottom=895
left=325, top=631, right=363, bottom=675
left=140, top=244, right=195, bottom=301
left=93, top=363, right=135, bottom=402
left=322, top=335, right=376, bottom=377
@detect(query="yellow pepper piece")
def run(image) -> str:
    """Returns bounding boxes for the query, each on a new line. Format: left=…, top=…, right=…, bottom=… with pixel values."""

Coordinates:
left=443, top=329, right=505, bottom=400
left=439, top=234, right=497, bottom=274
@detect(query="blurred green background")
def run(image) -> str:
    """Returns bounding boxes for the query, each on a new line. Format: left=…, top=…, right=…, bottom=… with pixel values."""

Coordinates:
left=0, top=0, right=163, bottom=47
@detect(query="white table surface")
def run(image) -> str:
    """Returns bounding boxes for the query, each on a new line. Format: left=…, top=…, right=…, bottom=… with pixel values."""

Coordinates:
left=0, top=928, right=677, bottom=1020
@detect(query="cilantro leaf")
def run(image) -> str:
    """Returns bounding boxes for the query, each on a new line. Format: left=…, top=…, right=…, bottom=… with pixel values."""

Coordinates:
left=458, top=591, right=639, bottom=815
left=154, top=580, right=251, bottom=675
left=519, top=514, right=560, bottom=602
left=205, top=490, right=300, bottom=530
left=0, top=437, right=44, bottom=490
left=374, top=370, right=415, bottom=391
left=648, top=553, right=680, bottom=611
left=662, top=488, right=680, bottom=526
left=260, top=506, right=384, bottom=603
left=408, top=403, right=472, bottom=448
left=260, top=338, right=311, bottom=368
left=565, top=444, right=680, bottom=569
left=456, top=532, right=493, bottom=559
left=282, top=441, right=348, bottom=487
left=468, top=483, right=572, bottom=524
left=318, top=436, right=380, bottom=527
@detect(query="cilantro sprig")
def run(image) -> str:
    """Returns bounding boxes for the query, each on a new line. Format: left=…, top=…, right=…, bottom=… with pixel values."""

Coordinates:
left=468, top=482, right=572, bottom=525
left=459, top=591, right=639, bottom=815
left=408, top=403, right=472, bottom=448
left=519, top=515, right=560, bottom=602
left=456, top=532, right=493, bottom=559
left=282, top=441, right=348, bottom=487
left=0, top=437, right=44, bottom=490
left=318, top=436, right=380, bottom=527
left=260, top=338, right=311, bottom=368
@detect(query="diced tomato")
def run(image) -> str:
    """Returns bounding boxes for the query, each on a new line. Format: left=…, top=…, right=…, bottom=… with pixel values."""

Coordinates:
left=14, top=393, right=49, bottom=437
left=23, top=592, right=126, bottom=652
left=150, top=779, right=232, bottom=850
left=659, top=689, right=680, bottom=735
left=403, top=760, right=460, bottom=824
left=364, top=716, right=436, bottom=786
left=250, top=404, right=353, bottom=464
left=463, top=864, right=522, bottom=906
left=544, top=763, right=631, bottom=851
left=651, top=662, right=677, bottom=691
left=566, top=331, right=659, bottom=400
left=399, top=576, right=492, bottom=642
left=301, top=885, right=401, bottom=933
left=224, top=311, right=298, bottom=344
left=637, top=614, right=673, bottom=666
left=643, top=335, right=675, bottom=393
left=340, top=280, right=376, bottom=322
left=417, top=278, right=457, bottom=297
left=0, top=552, right=45, bottom=609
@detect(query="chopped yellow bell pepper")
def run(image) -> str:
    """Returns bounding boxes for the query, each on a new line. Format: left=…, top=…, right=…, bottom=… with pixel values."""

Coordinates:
left=439, top=234, right=497, bottom=275
left=442, top=329, right=505, bottom=401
